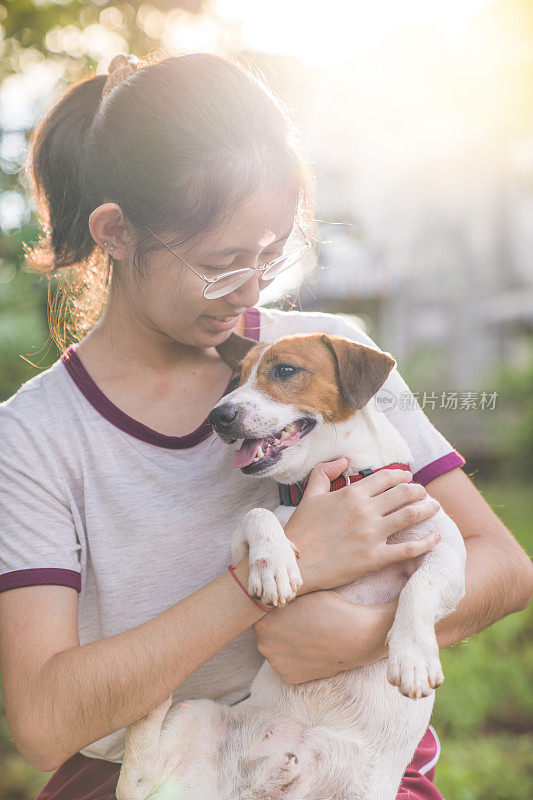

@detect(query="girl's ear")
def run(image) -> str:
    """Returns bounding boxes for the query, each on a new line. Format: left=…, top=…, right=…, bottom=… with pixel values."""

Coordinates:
left=215, top=332, right=260, bottom=371
left=88, top=202, right=135, bottom=260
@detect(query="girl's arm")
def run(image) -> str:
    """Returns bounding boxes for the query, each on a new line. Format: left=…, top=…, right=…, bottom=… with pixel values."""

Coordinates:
left=0, top=560, right=259, bottom=773
left=424, top=468, right=532, bottom=642
left=253, top=468, right=533, bottom=684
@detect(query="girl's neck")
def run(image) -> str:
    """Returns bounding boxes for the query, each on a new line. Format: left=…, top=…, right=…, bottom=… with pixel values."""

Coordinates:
left=76, top=309, right=247, bottom=379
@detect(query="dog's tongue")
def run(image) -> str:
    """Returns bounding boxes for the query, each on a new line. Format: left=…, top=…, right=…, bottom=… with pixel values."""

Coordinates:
left=233, top=439, right=261, bottom=469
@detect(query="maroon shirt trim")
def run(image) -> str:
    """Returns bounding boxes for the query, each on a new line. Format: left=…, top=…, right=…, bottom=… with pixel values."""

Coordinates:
left=0, top=568, right=81, bottom=595
left=60, top=307, right=261, bottom=451
left=413, top=450, right=465, bottom=486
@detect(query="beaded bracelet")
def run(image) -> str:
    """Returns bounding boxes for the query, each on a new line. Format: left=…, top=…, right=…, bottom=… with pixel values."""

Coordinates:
left=228, top=564, right=274, bottom=612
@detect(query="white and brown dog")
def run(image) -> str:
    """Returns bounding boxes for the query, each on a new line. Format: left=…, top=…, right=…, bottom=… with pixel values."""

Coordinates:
left=116, top=332, right=466, bottom=800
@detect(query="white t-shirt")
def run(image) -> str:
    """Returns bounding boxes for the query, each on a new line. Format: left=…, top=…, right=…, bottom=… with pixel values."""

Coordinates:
left=0, top=306, right=465, bottom=762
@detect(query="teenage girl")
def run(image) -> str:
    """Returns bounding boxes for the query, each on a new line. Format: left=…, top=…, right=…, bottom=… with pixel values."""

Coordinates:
left=0, top=53, right=531, bottom=800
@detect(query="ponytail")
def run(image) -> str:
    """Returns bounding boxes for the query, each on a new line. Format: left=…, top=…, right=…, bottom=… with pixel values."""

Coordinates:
left=29, top=73, right=107, bottom=271
left=26, top=73, right=112, bottom=349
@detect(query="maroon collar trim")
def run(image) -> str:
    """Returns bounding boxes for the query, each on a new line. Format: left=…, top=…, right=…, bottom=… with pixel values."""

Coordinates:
left=60, top=307, right=261, bottom=450
left=278, top=463, right=412, bottom=506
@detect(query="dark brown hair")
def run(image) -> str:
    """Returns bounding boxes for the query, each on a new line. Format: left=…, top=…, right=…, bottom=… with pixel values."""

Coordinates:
left=25, top=53, right=316, bottom=350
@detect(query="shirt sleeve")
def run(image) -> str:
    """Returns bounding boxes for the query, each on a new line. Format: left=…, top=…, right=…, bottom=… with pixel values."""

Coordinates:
left=331, top=316, right=466, bottom=485
left=0, top=406, right=81, bottom=594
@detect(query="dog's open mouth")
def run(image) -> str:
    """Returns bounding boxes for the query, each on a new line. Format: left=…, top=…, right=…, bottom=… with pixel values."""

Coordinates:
left=234, top=418, right=317, bottom=474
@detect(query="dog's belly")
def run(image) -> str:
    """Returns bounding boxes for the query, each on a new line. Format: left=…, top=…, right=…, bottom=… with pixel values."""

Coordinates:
left=335, top=560, right=414, bottom=606
left=245, top=658, right=433, bottom=800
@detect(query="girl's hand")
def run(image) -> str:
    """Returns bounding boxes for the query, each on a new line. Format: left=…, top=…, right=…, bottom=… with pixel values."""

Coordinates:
left=254, top=590, right=398, bottom=684
left=285, top=457, right=441, bottom=594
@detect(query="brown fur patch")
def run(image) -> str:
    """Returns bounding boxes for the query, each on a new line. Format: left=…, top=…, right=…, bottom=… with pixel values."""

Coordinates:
left=238, top=333, right=395, bottom=421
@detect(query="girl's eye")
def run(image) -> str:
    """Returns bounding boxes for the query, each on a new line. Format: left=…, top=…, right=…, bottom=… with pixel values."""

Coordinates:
left=202, top=251, right=282, bottom=274
left=202, top=265, right=233, bottom=274
left=273, top=363, right=299, bottom=379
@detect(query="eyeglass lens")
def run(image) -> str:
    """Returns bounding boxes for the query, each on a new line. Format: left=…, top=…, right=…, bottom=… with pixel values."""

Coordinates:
left=204, top=252, right=304, bottom=299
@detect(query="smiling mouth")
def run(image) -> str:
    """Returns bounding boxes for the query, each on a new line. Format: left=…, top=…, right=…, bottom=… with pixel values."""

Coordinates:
left=234, top=418, right=317, bottom=474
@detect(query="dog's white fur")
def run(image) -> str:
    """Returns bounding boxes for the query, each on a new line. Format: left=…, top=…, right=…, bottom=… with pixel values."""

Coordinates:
left=116, top=337, right=466, bottom=800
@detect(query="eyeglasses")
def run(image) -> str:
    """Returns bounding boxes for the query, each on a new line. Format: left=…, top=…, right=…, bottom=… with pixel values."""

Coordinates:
left=146, top=222, right=314, bottom=299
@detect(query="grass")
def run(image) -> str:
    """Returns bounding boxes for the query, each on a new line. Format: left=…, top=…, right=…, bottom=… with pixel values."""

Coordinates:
left=0, top=480, right=531, bottom=799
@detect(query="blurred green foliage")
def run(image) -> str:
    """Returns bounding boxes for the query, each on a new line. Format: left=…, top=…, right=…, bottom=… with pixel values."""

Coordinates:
left=0, top=227, right=60, bottom=402
left=492, top=346, right=533, bottom=477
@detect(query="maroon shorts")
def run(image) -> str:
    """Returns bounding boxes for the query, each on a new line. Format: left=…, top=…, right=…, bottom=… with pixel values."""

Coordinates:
left=36, top=725, right=443, bottom=799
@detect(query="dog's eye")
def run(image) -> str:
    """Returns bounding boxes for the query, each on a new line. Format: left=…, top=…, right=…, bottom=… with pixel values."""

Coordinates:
left=273, top=363, right=299, bottom=379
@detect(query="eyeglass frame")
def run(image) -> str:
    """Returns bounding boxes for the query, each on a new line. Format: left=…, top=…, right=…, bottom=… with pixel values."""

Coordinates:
left=145, top=222, right=314, bottom=299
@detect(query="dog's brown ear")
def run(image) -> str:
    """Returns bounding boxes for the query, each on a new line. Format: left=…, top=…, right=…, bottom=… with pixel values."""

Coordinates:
left=215, top=332, right=260, bottom=371
left=321, top=334, right=396, bottom=410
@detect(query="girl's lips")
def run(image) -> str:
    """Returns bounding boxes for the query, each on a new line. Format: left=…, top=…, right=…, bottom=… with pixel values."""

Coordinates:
left=201, top=314, right=240, bottom=331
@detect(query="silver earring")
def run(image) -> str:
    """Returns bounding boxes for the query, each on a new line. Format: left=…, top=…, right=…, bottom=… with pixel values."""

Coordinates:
left=103, top=242, right=108, bottom=248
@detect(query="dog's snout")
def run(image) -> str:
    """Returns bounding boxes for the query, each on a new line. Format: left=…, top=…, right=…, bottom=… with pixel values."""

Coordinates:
left=208, top=403, right=240, bottom=432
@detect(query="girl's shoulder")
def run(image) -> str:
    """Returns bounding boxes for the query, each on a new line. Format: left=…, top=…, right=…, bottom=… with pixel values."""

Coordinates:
left=1, top=357, right=73, bottom=450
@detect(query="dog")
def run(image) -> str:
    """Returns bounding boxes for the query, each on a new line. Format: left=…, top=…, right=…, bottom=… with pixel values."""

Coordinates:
left=116, top=332, right=466, bottom=800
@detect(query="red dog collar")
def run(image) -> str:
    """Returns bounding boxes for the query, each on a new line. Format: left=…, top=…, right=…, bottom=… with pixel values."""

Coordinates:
left=278, top=463, right=412, bottom=506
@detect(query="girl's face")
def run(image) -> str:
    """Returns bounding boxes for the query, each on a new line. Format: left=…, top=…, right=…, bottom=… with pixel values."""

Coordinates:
left=121, top=188, right=299, bottom=350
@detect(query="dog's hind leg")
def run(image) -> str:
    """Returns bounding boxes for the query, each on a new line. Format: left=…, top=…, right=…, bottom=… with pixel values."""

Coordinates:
left=115, top=694, right=173, bottom=800
left=386, top=508, right=466, bottom=698
left=116, top=696, right=226, bottom=800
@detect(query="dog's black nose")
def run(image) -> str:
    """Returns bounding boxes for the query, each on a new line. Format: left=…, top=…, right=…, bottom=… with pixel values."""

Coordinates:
left=208, top=404, right=240, bottom=431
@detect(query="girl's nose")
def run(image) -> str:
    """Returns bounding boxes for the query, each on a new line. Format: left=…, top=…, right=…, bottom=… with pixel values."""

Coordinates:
left=223, top=272, right=262, bottom=309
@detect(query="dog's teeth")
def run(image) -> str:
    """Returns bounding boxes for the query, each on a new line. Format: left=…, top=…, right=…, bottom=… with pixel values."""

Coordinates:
left=256, top=446, right=264, bottom=458
left=274, top=438, right=281, bottom=444
left=280, top=430, right=290, bottom=440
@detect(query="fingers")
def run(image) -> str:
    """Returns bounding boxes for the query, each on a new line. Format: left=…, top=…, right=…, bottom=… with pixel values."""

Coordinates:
left=350, top=468, right=414, bottom=498
left=304, top=458, right=349, bottom=498
left=383, top=496, right=441, bottom=536
left=383, top=532, right=441, bottom=565
left=376, top=481, right=428, bottom=516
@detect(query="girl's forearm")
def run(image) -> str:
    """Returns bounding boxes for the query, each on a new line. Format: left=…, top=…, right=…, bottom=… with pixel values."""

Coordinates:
left=435, top=533, right=531, bottom=647
left=32, top=560, right=262, bottom=771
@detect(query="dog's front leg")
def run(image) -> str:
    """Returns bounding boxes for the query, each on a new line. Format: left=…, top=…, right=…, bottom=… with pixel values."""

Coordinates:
left=386, top=508, right=466, bottom=699
left=231, top=508, right=302, bottom=606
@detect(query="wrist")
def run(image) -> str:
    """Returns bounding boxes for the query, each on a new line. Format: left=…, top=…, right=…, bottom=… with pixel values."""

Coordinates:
left=227, top=559, right=273, bottom=617
left=292, top=550, right=323, bottom=596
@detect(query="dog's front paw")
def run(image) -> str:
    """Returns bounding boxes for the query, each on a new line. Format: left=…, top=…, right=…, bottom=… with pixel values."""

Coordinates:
left=248, top=539, right=302, bottom=606
left=386, top=627, right=444, bottom=699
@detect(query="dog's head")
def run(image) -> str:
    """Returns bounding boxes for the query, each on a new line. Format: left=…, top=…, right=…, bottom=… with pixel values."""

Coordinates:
left=208, top=331, right=396, bottom=480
